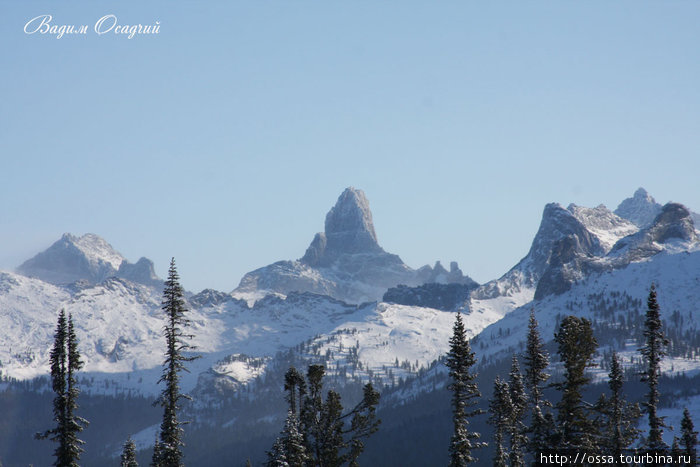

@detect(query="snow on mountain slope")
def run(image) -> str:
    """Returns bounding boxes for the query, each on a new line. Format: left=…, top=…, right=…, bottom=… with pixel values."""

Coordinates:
left=233, top=187, right=475, bottom=304
left=473, top=248, right=700, bottom=370
left=567, top=204, right=638, bottom=253
left=16, top=233, right=162, bottom=288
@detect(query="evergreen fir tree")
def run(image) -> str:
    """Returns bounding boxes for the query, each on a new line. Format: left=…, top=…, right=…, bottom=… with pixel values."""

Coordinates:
left=121, top=436, right=139, bottom=467
left=596, top=352, right=640, bottom=460
left=65, top=315, right=87, bottom=464
left=523, top=309, right=552, bottom=464
left=154, top=258, right=199, bottom=467
left=273, top=364, right=380, bottom=466
left=553, top=315, right=598, bottom=451
left=36, top=310, right=88, bottom=467
left=508, top=355, right=527, bottom=467
left=639, top=284, right=669, bottom=451
left=446, top=312, right=485, bottom=466
left=680, top=408, right=698, bottom=467
left=284, top=367, right=307, bottom=417
left=672, top=437, right=683, bottom=459
left=266, top=437, right=289, bottom=467
left=151, top=437, right=162, bottom=467
left=488, top=377, right=512, bottom=467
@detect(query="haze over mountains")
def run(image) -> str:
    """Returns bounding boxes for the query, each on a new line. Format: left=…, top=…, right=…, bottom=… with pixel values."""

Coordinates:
left=2, top=186, right=700, bottom=463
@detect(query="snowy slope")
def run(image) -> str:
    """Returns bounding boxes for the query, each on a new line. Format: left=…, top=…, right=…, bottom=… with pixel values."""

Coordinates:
left=473, top=249, right=700, bottom=371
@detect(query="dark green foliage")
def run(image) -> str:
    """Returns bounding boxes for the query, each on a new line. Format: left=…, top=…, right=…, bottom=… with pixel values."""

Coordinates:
left=553, top=315, right=598, bottom=451
left=36, top=310, right=88, bottom=467
left=595, top=352, right=641, bottom=460
left=681, top=408, right=698, bottom=467
left=151, top=437, right=162, bottom=467
left=284, top=367, right=306, bottom=417
left=446, top=312, right=484, bottom=466
left=121, top=436, right=138, bottom=467
left=639, top=284, right=669, bottom=451
left=523, top=309, right=552, bottom=463
left=488, top=377, right=511, bottom=467
left=153, top=259, right=199, bottom=467
left=507, top=356, right=527, bottom=467
left=272, top=364, right=380, bottom=466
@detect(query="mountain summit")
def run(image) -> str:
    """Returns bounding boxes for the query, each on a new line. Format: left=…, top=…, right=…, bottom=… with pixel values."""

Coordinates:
left=302, top=188, right=383, bottom=265
left=16, top=233, right=161, bottom=288
left=234, top=187, right=474, bottom=303
left=614, top=187, right=663, bottom=228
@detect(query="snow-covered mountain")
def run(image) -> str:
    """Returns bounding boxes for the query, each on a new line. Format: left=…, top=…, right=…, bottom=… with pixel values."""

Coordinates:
left=16, top=233, right=162, bottom=288
left=233, top=187, right=475, bottom=304
left=2, top=186, right=700, bottom=463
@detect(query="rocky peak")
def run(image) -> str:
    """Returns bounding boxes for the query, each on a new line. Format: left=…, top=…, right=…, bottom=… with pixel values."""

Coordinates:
left=17, top=233, right=125, bottom=285
left=647, top=203, right=698, bottom=244
left=117, top=257, right=163, bottom=289
left=16, top=233, right=161, bottom=288
left=614, top=187, right=663, bottom=228
left=526, top=203, right=603, bottom=274
left=302, top=187, right=384, bottom=266
left=567, top=203, right=638, bottom=253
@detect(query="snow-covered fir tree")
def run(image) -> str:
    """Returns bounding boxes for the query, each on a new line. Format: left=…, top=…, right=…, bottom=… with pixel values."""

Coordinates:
left=266, top=411, right=308, bottom=467
left=680, top=408, right=698, bottom=467
left=595, top=352, right=640, bottom=459
left=639, top=285, right=669, bottom=451
left=271, top=364, right=379, bottom=466
left=446, top=312, right=484, bottom=466
left=36, top=310, right=88, bottom=467
left=523, top=309, right=552, bottom=464
left=153, top=259, right=199, bottom=467
left=120, top=436, right=138, bottom=467
left=508, top=355, right=527, bottom=467
left=553, top=315, right=598, bottom=451
left=488, top=377, right=512, bottom=467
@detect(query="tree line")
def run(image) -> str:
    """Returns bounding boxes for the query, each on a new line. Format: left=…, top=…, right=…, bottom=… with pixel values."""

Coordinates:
left=448, top=285, right=699, bottom=466
left=30, top=263, right=699, bottom=466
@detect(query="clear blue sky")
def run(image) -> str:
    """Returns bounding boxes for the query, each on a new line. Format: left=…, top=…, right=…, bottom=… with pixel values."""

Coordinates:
left=2, top=2, right=699, bottom=292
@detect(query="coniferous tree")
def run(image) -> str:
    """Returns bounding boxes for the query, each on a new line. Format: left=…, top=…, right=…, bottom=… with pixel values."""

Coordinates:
left=508, top=355, right=527, bottom=467
left=65, top=315, right=87, bottom=464
left=672, top=437, right=683, bottom=460
left=596, top=352, right=640, bottom=460
left=153, top=259, right=199, bottom=467
left=488, top=377, right=512, bottom=467
left=680, top=408, right=698, bottom=467
left=639, top=285, right=669, bottom=451
left=151, top=437, right=162, bottom=467
left=36, top=310, right=88, bottom=467
left=553, top=315, right=598, bottom=451
left=446, top=312, right=484, bottom=466
left=121, top=436, right=139, bottom=467
left=523, top=309, right=552, bottom=463
left=273, top=364, right=380, bottom=466
left=284, top=367, right=307, bottom=418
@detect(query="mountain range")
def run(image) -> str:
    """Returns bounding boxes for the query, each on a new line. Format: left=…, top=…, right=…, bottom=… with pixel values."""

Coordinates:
left=1, top=186, right=699, bottom=464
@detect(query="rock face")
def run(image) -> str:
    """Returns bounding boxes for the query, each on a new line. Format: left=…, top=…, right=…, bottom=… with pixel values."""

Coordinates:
left=473, top=203, right=603, bottom=300
left=614, top=188, right=663, bottom=228
left=302, top=187, right=383, bottom=265
left=567, top=204, right=638, bottom=253
left=474, top=190, right=699, bottom=303
left=234, top=187, right=476, bottom=304
left=17, top=233, right=161, bottom=288
left=610, top=202, right=698, bottom=260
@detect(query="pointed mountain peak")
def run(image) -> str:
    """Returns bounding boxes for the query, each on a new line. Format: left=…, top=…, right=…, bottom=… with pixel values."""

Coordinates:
left=614, top=187, right=663, bottom=228
left=302, top=187, right=383, bottom=265
left=324, top=187, right=378, bottom=243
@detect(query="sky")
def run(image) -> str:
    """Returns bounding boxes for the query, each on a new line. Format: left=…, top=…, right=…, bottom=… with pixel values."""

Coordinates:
left=1, top=2, right=699, bottom=293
